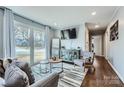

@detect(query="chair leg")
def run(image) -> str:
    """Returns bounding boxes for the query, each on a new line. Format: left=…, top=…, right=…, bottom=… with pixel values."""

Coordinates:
left=84, top=66, right=85, bottom=72
left=93, top=66, right=95, bottom=72
left=74, top=63, right=76, bottom=68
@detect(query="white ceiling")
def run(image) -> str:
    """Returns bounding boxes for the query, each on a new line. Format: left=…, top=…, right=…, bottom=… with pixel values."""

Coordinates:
left=7, top=6, right=117, bottom=30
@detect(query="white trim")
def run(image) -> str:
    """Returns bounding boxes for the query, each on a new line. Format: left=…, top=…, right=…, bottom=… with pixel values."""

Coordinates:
left=95, top=55, right=104, bottom=57
left=105, top=57, right=124, bottom=84
left=110, top=6, right=120, bottom=23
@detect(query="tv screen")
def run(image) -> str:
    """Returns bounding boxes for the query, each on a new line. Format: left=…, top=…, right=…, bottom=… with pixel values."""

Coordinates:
left=61, top=30, right=69, bottom=39
left=69, top=28, right=77, bottom=39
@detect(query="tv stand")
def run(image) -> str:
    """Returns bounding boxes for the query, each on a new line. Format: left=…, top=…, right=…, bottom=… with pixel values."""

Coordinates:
left=60, top=49, right=80, bottom=63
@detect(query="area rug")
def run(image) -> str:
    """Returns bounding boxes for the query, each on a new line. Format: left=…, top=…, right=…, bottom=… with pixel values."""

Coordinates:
left=31, top=62, right=63, bottom=81
left=31, top=62, right=88, bottom=87
left=58, top=63, right=88, bottom=87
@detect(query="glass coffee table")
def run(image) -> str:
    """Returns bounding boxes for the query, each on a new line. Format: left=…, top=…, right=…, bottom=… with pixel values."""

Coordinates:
left=32, top=59, right=63, bottom=76
left=48, top=59, right=63, bottom=73
left=39, top=60, right=50, bottom=74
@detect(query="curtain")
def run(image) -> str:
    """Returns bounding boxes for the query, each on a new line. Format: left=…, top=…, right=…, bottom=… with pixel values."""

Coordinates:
left=3, top=8, right=15, bottom=59
left=0, top=9, right=4, bottom=58
left=45, top=27, right=57, bottom=59
left=45, top=26, right=50, bottom=59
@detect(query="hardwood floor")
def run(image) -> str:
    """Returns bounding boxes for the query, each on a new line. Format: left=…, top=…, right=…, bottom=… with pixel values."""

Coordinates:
left=81, top=56, right=124, bottom=87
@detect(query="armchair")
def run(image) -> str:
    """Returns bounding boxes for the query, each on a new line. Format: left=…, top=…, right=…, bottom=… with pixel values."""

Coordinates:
left=73, top=51, right=95, bottom=72
left=83, top=52, right=95, bottom=72
left=73, top=51, right=89, bottom=68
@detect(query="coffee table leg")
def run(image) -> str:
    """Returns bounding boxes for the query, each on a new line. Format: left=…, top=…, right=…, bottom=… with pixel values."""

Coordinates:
left=50, top=63, right=52, bottom=73
left=62, top=61, right=63, bottom=72
left=40, top=63, right=42, bottom=74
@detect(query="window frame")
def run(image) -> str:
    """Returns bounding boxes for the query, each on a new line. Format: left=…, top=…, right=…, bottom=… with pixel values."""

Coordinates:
left=14, top=20, right=46, bottom=64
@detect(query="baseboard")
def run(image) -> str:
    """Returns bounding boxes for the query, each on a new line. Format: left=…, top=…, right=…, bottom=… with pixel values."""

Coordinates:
left=95, top=55, right=104, bottom=57
left=105, top=57, right=124, bottom=84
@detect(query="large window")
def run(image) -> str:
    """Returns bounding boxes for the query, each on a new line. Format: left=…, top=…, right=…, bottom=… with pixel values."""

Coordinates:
left=34, top=28, right=46, bottom=63
left=15, top=22, right=30, bottom=63
left=14, top=21, right=46, bottom=64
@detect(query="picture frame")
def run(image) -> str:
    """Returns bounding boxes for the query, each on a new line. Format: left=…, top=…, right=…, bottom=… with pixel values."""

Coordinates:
left=110, top=20, right=119, bottom=41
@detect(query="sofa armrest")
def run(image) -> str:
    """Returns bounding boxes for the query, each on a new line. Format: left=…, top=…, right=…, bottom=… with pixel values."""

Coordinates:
left=0, top=77, right=5, bottom=87
left=30, top=72, right=59, bottom=87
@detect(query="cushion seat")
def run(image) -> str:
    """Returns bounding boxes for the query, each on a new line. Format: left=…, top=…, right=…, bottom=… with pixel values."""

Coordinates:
left=73, top=59, right=85, bottom=67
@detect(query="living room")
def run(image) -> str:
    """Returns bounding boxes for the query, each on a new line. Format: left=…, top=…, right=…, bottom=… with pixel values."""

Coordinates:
left=0, top=6, right=89, bottom=87
left=0, top=3, right=124, bottom=91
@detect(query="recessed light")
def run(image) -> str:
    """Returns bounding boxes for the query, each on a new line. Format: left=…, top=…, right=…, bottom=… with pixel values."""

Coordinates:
left=91, top=11, right=96, bottom=15
left=54, top=22, right=57, bottom=26
left=95, top=25, right=99, bottom=28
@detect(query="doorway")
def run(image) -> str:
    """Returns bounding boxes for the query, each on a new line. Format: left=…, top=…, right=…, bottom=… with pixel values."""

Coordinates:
left=92, top=35, right=102, bottom=56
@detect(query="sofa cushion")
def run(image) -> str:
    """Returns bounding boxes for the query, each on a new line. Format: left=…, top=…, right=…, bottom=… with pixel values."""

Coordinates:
left=30, top=72, right=59, bottom=87
left=12, top=61, right=35, bottom=85
left=4, top=64, right=29, bottom=87
left=3, top=59, right=12, bottom=70
left=0, top=59, right=5, bottom=78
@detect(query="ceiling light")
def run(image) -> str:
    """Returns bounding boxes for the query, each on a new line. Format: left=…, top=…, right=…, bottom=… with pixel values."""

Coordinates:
left=91, top=11, right=96, bottom=15
left=54, top=22, right=57, bottom=26
left=95, top=25, right=99, bottom=28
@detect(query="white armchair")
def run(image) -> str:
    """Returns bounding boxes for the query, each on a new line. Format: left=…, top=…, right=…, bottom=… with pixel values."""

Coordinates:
left=73, top=51, right=90, bottom=67
left=73, top=51, right=95, bottom=72
left=73, top=59, right=85, bottom=68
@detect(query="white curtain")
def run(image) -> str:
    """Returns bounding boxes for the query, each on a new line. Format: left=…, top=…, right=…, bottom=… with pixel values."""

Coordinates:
left=3, top=8, right=15, bottom=59
left=45, top=26, right=50, bottom=59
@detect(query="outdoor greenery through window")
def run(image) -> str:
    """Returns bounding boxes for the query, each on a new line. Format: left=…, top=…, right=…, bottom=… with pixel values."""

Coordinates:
left=34, top=28, right=46, bottom=63
left=14, top=21, right=46, bottom=64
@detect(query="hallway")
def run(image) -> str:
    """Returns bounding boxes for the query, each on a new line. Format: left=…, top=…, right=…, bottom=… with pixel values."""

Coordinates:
left=81, top=56, right=124, bottom=87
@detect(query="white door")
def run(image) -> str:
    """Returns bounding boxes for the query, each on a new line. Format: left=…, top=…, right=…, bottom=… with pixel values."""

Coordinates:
left=92, top=35, right=102, bottom=56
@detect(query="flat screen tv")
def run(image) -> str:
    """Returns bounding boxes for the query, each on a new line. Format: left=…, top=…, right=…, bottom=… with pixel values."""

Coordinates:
left=61, top=28, right=77, bottom=39
left=69, top=28, right=77, bottom=39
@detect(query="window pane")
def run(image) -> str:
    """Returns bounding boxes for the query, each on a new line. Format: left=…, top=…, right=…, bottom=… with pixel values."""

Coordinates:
left=14, top=20, right=46, bottom=64
left=14, top=21, right=30, bottom=63
left=34, top=29, right=46, bottom=63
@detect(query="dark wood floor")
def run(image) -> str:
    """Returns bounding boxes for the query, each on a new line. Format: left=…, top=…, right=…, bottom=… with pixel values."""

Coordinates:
left=81, top=56, right=124, bottom=87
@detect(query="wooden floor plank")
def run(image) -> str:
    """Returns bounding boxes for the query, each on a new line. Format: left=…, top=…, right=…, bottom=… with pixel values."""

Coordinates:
left=81, top=56, right=124, bottom=87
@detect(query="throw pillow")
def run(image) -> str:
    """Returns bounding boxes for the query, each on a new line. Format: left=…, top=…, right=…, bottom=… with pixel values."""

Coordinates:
left=12, top=61, right=35, bottom=85
left=0, top=59, right=5, bottom=78
left=3, top=59, right=11, bottom=70
left=4, top=64, right=29, bottom=87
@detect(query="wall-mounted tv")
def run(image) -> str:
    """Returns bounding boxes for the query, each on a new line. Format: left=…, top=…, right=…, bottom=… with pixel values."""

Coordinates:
left=61, top=28, right=77, bottom=39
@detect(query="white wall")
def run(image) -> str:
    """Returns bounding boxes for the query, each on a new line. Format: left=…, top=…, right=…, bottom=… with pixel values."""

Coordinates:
left=93, top=35, right=102, bottom=56
left=54, top=24, right=85, bottom=51
left=85, top=25, right=90, bottom=51
left=105, top=7, right=124, bottom=83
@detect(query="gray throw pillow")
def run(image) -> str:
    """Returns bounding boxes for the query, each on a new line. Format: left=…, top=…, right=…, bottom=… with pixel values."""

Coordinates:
left=4, top=64, right=29, bottom=87
left=12, top=61, right=35, bottom=85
